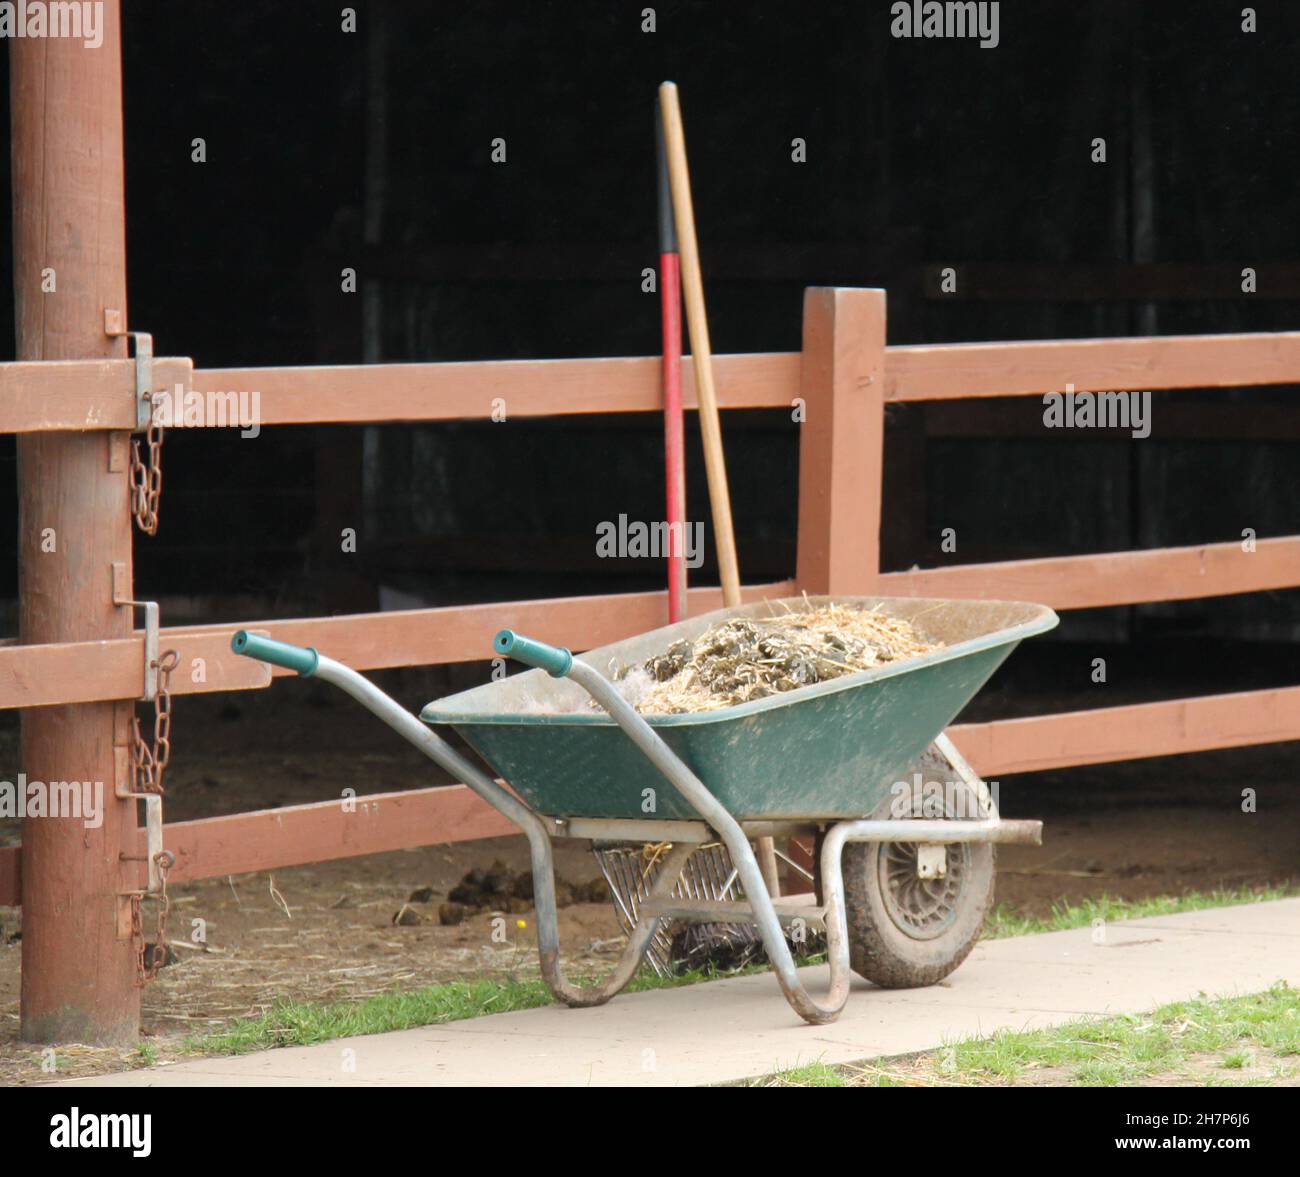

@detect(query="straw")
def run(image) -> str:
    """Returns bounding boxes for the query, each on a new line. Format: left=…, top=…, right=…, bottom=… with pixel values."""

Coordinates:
left=629, top=603, right=942, bottom=714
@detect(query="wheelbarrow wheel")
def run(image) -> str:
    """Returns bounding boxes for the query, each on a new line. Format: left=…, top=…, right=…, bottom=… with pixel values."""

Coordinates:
left=841, top=747, right=995, bottom=989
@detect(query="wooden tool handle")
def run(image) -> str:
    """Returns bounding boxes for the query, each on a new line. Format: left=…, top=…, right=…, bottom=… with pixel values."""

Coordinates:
left=658, top=81, right=742, bottom=610
left=660, top=83, right=778, bottom=898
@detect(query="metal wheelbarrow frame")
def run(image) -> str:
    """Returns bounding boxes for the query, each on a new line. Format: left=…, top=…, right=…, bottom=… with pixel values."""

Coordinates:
left=231, top=596, right=1055, bottom=1026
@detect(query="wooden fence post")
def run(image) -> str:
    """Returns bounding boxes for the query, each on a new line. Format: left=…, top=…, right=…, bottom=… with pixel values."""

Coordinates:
left=796, top=288, right=887, bottom=595
left=12, top=1, right=140, bottom=1042
left=786, top=288, right=887, bottom=883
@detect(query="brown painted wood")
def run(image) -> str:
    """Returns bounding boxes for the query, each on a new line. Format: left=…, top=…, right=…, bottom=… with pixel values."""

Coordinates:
left=796, top=288, right=886, bottom=594
left=142, top=785, right=520, bottom=885
left=168, top=581, right=797, bottom=675
left=0, top=586, right=795, bottom=707
left=6, top=326, right=1292, bottom=438
left=12, top=2, right=140, bottom=1044
left=0, top=356, right=191, bottom=432
left=878, top=536, right=1300, bottom=610
left=191, top=352, right=800, bottom=424
left=0, top=847, right=19, bottom=908
left=952, top=685, right=1300, bottom=776
left=23, top=329, right=1291, bottom=432
left=0, top=631, right=271, bottom=709
left=790, top=288, right=887, bottom=897
left=0, top=784, right=518, bottom=904
left=886, top=332, right=1300, bottom=402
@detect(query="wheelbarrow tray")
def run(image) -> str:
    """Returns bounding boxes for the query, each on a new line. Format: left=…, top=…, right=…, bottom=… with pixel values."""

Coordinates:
left=420, top=596, right=1057, bottom=821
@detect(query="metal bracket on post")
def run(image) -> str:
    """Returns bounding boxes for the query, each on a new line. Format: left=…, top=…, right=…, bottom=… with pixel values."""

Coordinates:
left=113, top=582, right=176, bottom=983
left=122, top=820, right=174, bottom=984
left=113, top=562, right=159, bottom=701
left=119, top=795, right=172, bottom=893
left=105, top=323, right=167, bottom=533
left=138, top=798, right=171, bottom=894
left=104, top=316, right=155, bottom=432
left=128, top=331, right=153, bottom=433
left=111, top=562, right=177, bottom=911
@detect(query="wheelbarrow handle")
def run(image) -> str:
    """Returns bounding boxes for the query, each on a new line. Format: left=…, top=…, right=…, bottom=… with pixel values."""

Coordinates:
left=231, top=630, right=320, bottom=676
left=494, top=629, right=573, bottom=678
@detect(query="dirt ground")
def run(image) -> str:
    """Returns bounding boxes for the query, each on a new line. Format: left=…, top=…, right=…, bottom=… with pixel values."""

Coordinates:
left=2, top=657, right=1298, bottom=1085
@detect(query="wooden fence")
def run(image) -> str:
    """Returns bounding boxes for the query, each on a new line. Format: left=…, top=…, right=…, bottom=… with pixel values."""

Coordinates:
left=3, top=284, right=1300, bottom=909
left=13, top=2, right=1300, bottom=1046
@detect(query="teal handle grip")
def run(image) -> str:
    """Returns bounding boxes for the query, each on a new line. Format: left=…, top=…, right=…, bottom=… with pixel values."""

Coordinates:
left=494, top=630, right=573, bottom=677
left=231, top=630, right=320, bottom=676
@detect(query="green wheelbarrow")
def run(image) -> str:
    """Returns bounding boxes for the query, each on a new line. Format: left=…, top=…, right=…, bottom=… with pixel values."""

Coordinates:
left=232, top=595, right=1057, bottom=1025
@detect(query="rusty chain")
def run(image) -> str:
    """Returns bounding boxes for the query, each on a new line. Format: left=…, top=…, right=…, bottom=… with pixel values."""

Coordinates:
left=130, top=649, right=179, bottom=795
left=130, top=411, right=164, bottom=535
left=123, top=376, right=174, bottom=983
left=128, top=648, right=177, bottom=985
left=131, top=853, right=173, bottom=986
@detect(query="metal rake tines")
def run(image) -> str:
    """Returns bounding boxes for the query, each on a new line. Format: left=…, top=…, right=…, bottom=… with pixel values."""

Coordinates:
left=592, top=842, right=760, bottom=977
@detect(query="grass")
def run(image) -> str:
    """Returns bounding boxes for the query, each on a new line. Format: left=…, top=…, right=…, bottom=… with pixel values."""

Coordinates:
left=752, top=982, right=1300, bottom=1087
left=192, top=975, right=555, bottom=1055
left=131, top=1042, right=158, bottom=1068
left=765, top=1061, right=846, bottom=1087
left=188, top=957, right=806, bottom=1056
left=983, top=884, right=1295, bottom=939
left=185, top=884, right=1293, bottom=1058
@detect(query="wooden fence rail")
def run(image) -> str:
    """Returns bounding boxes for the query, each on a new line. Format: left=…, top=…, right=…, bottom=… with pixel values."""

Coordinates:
left=2, top=287, right=1298, bottom=911
left=10, top=328, right=1300, bottom=432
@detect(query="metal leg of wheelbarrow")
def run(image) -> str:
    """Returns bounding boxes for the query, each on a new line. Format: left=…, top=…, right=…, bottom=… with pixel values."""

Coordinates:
left=564, top=661, right=853, bottom=1024
left=301, top=654, right=679, bottom=1008
left=562, top=663, right=1043, bottom=1025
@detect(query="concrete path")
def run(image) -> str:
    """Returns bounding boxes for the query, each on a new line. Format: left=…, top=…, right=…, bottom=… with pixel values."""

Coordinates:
left=66, top=899, right=1300, bottom=1087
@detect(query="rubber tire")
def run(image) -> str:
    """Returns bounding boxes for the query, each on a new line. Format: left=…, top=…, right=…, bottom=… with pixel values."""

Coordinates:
left=843, top=746, right=995, bottom=989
